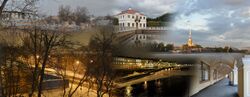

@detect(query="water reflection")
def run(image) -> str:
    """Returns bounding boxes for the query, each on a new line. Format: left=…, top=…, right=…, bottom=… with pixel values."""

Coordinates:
left=155, top=80, right=161, bottom=87
left=144, top=81, right=147, bottom=89
left=118, top=76, right=191, bottom=97
left=125, top=85, right=133, bottom=97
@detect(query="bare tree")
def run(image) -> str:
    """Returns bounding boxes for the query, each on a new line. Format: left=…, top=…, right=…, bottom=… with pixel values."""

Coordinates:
left=50, top=47, right=90, bottom=97
left=36, top=25, right=69, bottom=97
left=58, top=5, right=90, bottom=25
left=58, top=5, right=73, bottom=22
left=73, top=6, right=90, bottom=25
left=0, top=0, right=38, bottom=17
left=84, top=25, right=117, bottom=97
left=0, top=0, right=8, bottom=16
left=17, top=17, right=71, bottom=97
left=0, top=20, right=32, bottom=97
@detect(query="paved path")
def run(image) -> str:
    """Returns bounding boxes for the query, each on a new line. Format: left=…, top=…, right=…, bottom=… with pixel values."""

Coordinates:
left=192, top=78, right=238, bottom=97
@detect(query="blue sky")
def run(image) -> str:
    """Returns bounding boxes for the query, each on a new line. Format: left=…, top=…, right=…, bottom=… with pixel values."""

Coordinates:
left=37, top=0, right=250, bottom=48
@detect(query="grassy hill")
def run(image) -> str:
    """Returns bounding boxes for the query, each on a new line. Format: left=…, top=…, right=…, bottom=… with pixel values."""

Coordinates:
left=147, top=13, right=175, bottom=27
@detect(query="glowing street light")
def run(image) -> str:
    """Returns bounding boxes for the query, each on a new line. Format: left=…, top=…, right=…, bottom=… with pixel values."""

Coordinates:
left=90, top=60, right=93, bottom=63
left=76, top=60, right=80, bottom=64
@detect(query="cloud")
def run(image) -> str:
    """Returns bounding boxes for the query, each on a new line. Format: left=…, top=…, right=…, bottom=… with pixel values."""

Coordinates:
left=168, top=0, right=250, bottom=47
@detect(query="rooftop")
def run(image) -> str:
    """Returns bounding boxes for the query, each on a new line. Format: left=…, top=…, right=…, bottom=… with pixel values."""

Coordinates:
left=117, top=8, right=144, bottom=16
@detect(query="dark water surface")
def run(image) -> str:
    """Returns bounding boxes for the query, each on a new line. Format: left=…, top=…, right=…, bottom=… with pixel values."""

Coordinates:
left=116, top=76, right=191, bottom=97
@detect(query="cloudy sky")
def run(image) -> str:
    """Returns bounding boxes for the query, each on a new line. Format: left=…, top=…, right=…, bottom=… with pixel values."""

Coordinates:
left=38, top=0, right=250, bottom=48
left=168, top=0, right=250, bottom=48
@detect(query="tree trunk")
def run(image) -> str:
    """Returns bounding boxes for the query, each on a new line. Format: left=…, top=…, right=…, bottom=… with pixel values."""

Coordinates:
left=0, top=0, right=8, bottom=17
left=29, top=29, right=38, bottom=97
left=37, top=48, right=49, bottom=97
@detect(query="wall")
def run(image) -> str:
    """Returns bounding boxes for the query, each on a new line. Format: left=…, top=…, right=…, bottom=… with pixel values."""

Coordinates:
left=241, top=56, right=250, bottom=97
left=189, top=64, right=225, bottom=96
left=238, top=66, right=244, bottom=97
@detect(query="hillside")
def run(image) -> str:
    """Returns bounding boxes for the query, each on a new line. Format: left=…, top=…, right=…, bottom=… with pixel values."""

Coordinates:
left=147, top=13, right=175, bottom=27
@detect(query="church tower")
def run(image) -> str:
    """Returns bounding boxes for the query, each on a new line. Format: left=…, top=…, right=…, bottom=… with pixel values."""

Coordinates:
left=187, top=28, right=193, bottom=47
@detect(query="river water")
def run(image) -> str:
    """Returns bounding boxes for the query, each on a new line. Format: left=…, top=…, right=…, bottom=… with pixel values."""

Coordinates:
left=116, top=75, right=191, bottom=97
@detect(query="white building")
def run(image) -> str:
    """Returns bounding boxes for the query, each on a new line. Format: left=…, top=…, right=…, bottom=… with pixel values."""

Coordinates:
left=115, top=8, right=167, bottom=47
left=116, top=8, right=147, bottom=29
left=1, top=11, right=38, bottom=27
left=1, top=11, right=37, bottom=22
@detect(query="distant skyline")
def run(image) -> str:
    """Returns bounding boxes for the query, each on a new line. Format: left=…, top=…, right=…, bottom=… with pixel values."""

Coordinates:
left=165, top=0, right=250, bottom=48
left=37, top=0, right=250, bottom=48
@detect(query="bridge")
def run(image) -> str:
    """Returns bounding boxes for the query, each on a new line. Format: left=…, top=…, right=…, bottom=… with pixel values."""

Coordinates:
left=114, top=53, right=250, bottom=97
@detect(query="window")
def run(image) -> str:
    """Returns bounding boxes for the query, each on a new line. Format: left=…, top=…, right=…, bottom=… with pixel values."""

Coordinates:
left=144, top=17, right=146, bottom=19
left=143, top=23, right=146, bottom=27
left=132, top=23, right=134, bottom=27
left=123, top=23, right=125, bottom=27
left=132, top=15, right=134, bottom=19
left=200, top=62, right=210, bottom=82
left=128, top=23, right=130, bottom=27
left=140, top=23, right=142, bottom=27
left=128, top=15, right=130, bottom=18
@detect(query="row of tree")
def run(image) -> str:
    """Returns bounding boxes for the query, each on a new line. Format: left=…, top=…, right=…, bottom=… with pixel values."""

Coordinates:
left=143, top=42, right=174, bottom=52
left=0, top=2, right=118, bottom=96
left=0, top=22, right=117, bottom=97
left=58, top=5, right=90, bottom=25
left=147, top=13, right=175, bottom=27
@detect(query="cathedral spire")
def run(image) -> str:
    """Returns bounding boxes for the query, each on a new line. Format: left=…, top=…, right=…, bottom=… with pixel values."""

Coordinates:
left=189, top=27, right=192, bottom=38
left=187, top=26, right=193, bottom=47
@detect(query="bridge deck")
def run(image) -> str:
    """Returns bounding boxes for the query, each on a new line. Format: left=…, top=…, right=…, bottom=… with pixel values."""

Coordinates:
left=115, top=67, right=193, bottom=88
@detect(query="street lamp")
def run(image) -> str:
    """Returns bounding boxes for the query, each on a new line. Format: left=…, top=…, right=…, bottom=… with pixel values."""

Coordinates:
left=90, top=60, right=93, bottom=63
left=76, top=60, right=80, bottom=64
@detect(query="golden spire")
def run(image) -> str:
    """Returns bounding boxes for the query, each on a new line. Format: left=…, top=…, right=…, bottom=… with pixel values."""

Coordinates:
left=187, top=27, right=193, bottom=47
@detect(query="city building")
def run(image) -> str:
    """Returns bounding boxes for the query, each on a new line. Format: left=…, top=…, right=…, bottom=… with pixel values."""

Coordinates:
left=1, top=11, right=38, bottom=26
left=115, top=8, right=167, bottom=47
left=116, top=8, right=147, bottom=29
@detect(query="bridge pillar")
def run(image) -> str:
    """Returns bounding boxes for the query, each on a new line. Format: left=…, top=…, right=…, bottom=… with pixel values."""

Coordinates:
left=239, top=56, right=250, bottom=97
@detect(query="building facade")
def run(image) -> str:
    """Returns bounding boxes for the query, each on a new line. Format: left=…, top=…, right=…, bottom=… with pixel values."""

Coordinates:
left=116, top=8, right=147, bottom=29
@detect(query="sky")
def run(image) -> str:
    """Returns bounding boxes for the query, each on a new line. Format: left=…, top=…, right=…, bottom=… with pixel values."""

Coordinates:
left=38, top=0, right=250, bottom=48
left=168, top=0, right=250, bottom=48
